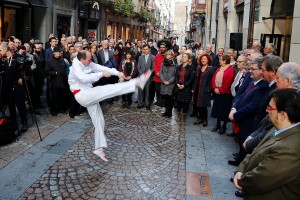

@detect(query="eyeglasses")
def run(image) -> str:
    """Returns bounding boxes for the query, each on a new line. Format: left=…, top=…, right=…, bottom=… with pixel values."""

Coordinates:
left=266, top=105, right=277, bottom=111
left=249, top=67, right=260, bottom=71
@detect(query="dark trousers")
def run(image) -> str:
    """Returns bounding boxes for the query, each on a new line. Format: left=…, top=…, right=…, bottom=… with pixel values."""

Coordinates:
left=8, top=85, right=28, bottom=127
left=46, top=76, right=51, bottom=107
left=33, top=76, right=45, bottom=106
left=25, top=78, right=39, bottom=109
left=51, top=88, right=66, bottom=114
left=138, top=81, right=151, bottom=107
left=122, top=93, right=133, bottom=105
left=149, top=81, right=155, bottom=104
left=177, top=101, right=189, bottom=113
left=154, top=82, right=163, bottom=106
left=69, top=91, right=81, bottom=118
left=162, top=94, right=174, bottom=114
left=197, top=106, right=208, bottom=120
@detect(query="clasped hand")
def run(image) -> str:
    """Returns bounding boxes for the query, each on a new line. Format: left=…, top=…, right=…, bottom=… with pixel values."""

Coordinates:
left=177, top=84, right=184, bottom=89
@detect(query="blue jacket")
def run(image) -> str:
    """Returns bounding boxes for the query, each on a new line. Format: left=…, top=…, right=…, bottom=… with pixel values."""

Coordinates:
left=233, top=79, right=269, bottom=140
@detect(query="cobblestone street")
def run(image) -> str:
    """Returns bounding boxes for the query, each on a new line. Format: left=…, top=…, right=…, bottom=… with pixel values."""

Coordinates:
left=0, top=101, right=240, bottom=200
left=18, top=104, right=186, bottom=200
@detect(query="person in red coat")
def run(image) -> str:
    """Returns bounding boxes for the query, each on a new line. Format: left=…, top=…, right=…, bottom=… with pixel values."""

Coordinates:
left=211, top=55, right=235, bottom=134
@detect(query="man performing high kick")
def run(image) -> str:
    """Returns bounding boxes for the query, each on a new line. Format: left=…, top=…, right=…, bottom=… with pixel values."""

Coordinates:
left=68, top=50, right=151, bottom=161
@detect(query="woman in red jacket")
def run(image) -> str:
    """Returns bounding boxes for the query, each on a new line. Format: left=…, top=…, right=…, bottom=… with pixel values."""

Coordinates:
left=211, top=55, right=235, bottom=134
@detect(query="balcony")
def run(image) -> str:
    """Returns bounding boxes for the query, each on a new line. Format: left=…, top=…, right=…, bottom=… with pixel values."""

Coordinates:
left=191, top=3, right=206, bottom=15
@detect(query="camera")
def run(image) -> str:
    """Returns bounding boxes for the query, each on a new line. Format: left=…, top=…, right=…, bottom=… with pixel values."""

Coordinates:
left=15, top=54, right=33, bottom=71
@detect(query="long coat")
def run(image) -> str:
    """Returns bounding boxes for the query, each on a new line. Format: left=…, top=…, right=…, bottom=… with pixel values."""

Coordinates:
left=175, top=64, right=194, bottom=102
left=159, top=60, right=176, bottom=96
left=237, top=124, right=300, bottom=200
left=45, top=56, right=68, bottom=89
left=192, top=65, right=214, bottom=107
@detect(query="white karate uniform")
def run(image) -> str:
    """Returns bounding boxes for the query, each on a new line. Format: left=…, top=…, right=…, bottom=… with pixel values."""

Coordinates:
left=68, top=58, right=136, bottom=149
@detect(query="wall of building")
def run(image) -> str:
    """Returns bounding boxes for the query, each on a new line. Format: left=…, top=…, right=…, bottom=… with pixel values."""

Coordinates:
left=289, top=0, right=300, bottom=63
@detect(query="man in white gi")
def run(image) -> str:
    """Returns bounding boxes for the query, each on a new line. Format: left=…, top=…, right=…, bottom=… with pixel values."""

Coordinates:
left=68, top=50, right=151, bottom=161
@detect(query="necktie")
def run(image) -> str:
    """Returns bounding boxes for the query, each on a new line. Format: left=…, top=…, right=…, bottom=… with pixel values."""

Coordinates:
left=269, top=131, right=275, bottom=139
left=245, top=83, right=254, bottom=94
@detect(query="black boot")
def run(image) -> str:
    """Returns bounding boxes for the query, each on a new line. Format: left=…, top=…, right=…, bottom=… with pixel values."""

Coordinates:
left=211, top=125, right=221, bottom=132
left=203, top=119, right=208, bottom=127
left=219, top=127, right=227, bottom=134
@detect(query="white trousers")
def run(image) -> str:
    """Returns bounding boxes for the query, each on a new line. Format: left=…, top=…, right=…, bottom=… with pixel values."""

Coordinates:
left=75, top=79, right=136, bottom=149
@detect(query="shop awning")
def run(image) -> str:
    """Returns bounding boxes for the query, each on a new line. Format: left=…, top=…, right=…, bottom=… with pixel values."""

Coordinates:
left=27, top=0, right=48, bottom=8
left=3, top=0, right=29, bottom=5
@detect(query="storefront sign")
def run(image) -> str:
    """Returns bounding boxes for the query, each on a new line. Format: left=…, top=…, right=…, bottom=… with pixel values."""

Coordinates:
left=87, top=29, right=97, bottom=38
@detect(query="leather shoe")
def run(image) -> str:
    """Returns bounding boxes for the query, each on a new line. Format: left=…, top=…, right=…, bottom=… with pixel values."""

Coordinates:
left=211, top=125, right=221, bottom=132
left=232, top=152, right=239, bottom=157
left=193, top=119, right=203, bottom=125
left=137, top=105, right=144, bottom=109
left=146, top=106, right=150, bottom=110
left=226, top=132, right=235, bottom=136
left=203, top=120, right=208, bottom=127
left=190, top=112, right=196, bottom=117
left=218, top=127, right=227, bottom=134
left=20, top=123, right=28, bottom=133
left=235, top=190, right=245, bottom=198
left=228, top=159, right=242, bottom=166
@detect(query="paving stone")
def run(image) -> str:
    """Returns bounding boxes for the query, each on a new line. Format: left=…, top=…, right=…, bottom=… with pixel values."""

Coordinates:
left=18, top=102, right=186, bottom=199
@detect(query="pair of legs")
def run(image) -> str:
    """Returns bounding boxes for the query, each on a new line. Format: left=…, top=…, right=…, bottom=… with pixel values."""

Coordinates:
left=161, top=94, right=174, bottom=117
left=211, top=119, right=228, bottom=134
left=75, top=80, right=137, bottom=150
left=194, top=107, right=208, bottom=126
left=121, top=93, right=133, bottom=108
left=138, top=80, right=151, bottom=107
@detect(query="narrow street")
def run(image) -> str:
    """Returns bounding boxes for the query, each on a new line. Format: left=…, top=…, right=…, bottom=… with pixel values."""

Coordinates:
left=0, top=101, right=240, bottom=200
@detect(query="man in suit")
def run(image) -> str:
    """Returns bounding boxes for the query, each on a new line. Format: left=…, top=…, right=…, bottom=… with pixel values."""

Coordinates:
left=252, top=55, right=283, bottom=128
left=228, top=57, right=269, bottom=166
left=95, top=40, right=117, bottom=103
left=244, top=62, right=300, bottom=153
left=45, top=37, right=57, bottom=62
left=97, top=40, right=114, bottom=66
left=234, top=88, right=300, bottom=200
left=205, top=43, right=219, bottom=69
left=137, top=44, right=154, bottom=109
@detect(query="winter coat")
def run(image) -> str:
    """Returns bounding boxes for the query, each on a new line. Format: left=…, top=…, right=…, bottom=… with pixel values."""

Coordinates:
left=174, top=64, right=194, bottom=102
left=192, top=65, right=214, bottom=107
left=159, top=59, right=176, bottom=96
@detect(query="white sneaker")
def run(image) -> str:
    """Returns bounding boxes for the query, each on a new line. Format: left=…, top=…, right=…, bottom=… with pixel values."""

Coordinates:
left=136, top=70, right=152, bottom=90
left=161, top=107, right=166, bottom=114
left=93, top=149, right=109, bottom=162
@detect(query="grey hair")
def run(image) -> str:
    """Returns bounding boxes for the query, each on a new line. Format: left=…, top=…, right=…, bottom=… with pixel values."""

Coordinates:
left=238, top=55, right=247, bottom=62
left=263, top=55, right=283, bottom=72
left=265, top=43, right=275, bottom=52
left=280, top=62, right=300, bottom=90
left=251, top=57, right=264, bottom=69
left=75, top=42, right=83, bottom=47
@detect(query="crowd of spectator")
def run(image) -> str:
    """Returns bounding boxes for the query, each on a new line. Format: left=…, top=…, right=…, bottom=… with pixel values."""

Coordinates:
left=1, top=33, right=300, bottom=198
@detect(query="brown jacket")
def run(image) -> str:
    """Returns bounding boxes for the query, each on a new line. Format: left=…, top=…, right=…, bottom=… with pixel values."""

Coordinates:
left=237, top=124, right=300, bottom=200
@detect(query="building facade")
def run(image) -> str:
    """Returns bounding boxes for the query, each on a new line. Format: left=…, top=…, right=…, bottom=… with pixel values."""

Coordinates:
left=1, top=0, right=173, bottom=44
left=202, top=0, right=298, bottom=62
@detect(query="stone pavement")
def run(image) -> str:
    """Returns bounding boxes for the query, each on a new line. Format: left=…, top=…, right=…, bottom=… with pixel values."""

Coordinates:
left=0, top=101, right=241, bottom=199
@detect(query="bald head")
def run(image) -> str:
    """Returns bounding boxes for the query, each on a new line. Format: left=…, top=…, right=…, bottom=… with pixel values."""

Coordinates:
left=77, top=50, right=92, bottom=67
